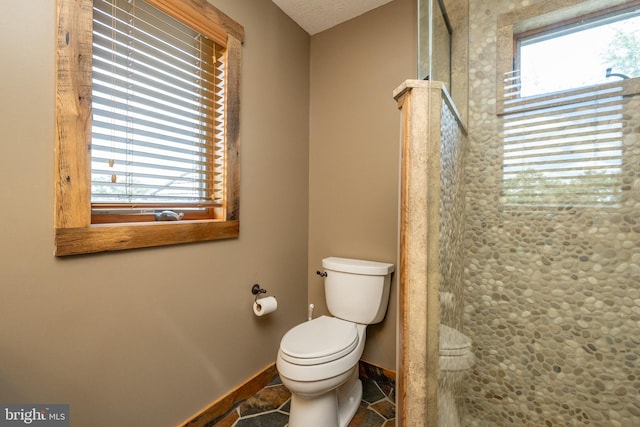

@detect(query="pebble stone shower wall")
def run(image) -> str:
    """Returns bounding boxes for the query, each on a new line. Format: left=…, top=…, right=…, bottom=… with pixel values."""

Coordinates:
left=464, top=1, right=640, bottom=426
left=440, top=94, right=468, bottom=336
left=438, top=91, right=468, bottom=426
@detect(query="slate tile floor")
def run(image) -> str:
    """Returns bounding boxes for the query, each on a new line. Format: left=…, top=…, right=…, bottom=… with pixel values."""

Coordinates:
left=213, top=373, right=395, bottom=427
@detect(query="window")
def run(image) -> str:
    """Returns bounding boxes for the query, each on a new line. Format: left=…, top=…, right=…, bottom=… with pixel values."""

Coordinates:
left=496, top=0, right=640, bottom=208
left=516, top=5, right=640, bottom=97
left=55, top=0, right=243, bottom=255
left=501, top=86, right=625, bottom=207
left=91, top=0, right=225, bottom=222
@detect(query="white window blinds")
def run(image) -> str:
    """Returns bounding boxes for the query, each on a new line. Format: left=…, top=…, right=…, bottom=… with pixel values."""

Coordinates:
left=501, top=77, right=624, bottom=208
left=91, top=0, right=226, bottom=213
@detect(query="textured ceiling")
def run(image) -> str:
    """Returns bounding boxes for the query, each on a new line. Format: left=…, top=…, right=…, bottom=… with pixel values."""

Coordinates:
left=271, top=0, right=394, bottom=35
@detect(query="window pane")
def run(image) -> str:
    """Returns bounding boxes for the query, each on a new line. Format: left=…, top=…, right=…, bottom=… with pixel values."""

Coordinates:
left=518, top=8, right=640, bottom=97
left=91, top=0, right=225, bottom=213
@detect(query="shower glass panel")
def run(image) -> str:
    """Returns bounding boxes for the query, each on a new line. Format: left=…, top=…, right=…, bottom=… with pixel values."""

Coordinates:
left=413, top=1, right=470, bottom=426
left=417, top=0, right=430, bottom=80
left=418, top=0, right=452, bottom=88
left=418, top=0, right=469, bottom=125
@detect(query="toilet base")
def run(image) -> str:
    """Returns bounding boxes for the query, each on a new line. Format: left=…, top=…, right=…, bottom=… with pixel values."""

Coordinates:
left=337, top=372, right=362, bottom=427
left=288, top=365, right=361, bottom=427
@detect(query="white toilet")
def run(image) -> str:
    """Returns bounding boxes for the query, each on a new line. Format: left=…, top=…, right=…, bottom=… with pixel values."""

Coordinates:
left=439, top=324, right=474, bottom=427
left=277, top=257, right=394, bottom=427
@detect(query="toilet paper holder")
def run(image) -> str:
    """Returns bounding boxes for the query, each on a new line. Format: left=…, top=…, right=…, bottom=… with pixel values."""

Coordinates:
left=251, top=284, right=267, bottom=303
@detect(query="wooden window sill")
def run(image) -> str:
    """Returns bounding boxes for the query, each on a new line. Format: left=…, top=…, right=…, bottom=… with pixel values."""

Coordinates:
left=54, top=220, right=240, bottom=256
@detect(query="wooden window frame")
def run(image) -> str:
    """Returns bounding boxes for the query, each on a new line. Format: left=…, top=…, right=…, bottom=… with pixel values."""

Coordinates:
left=55, top=0, right=244, bottom=256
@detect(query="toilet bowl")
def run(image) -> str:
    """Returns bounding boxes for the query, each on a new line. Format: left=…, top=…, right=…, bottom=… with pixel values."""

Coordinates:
left=440, top=324, right=473, bottom=371
left=277, top=257, right=394, bottom=427
left=277, top=316, right=366, bottom=426
left=439, top=324, right=474, bottom=427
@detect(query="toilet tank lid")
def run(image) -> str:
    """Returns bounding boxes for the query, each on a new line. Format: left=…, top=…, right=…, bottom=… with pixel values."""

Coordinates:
left=322, top=257, right=395, bottom=275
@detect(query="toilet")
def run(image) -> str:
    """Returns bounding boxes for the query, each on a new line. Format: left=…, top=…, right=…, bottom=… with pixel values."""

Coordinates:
left=277, top=257, right=394, bottom=427
left=439, top=324, right=474, bottom=427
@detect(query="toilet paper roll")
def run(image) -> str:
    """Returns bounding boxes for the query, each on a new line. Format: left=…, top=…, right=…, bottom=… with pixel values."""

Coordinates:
left=253, top=296, right=278, bottom=316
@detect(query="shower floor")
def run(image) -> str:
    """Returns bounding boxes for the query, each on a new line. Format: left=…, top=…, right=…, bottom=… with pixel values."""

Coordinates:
left=212, top=370, right=396, bottom=427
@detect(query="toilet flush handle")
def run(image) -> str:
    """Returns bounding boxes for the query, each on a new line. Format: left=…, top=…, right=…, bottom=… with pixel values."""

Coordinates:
left=316, top=271, right=327, bottom=277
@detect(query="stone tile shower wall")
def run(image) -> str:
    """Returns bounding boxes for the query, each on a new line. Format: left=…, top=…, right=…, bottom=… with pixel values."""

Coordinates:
left=439, top=96, right=467, bottom=333
left=465, top=1, right=640, bottom=426
left=439, top=92, right=469, bottom=426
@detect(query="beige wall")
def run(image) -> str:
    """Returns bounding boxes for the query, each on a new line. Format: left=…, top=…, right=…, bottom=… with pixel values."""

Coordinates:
left=0, top=0, right=418, bottom=423
left=308, top=0, right=417, bottom=370
left=0, top=1, right=309, bottom=426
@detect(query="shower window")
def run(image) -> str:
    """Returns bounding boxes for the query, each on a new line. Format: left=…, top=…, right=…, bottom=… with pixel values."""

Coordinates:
left=497, top=0, right=640, bottom=208
left=515, top=5, right=640, bottom=97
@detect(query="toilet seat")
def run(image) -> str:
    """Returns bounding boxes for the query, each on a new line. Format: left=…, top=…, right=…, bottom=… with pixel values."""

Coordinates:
left=280, top=316, right=359, bottom=365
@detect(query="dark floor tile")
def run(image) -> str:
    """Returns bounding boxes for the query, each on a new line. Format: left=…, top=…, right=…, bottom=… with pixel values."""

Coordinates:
left=387, top=387, right=395, bottom=403
left=348, top=404, right=385, bottom=427
left=209, top=408, right=239, bottom=427
left=371, top=399, right=395, bottom=420
left=359, top=364, right=395, bottom=400
left=377, top=380, right=395, bottom=401
left=267, top=374, right=283, bottom=386
left=279, top=398, right=290, bottom=413
left=238, top=385, right=291, bottom=417
left=211, top=369, right=395, bottom=427
left=235, top=411, right=289, bottom=427
left=361, top=378, right=385, bottom=404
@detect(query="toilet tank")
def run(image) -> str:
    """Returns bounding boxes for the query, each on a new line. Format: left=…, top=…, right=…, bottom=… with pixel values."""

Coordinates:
left=321, top=257, right=395, bottom=324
